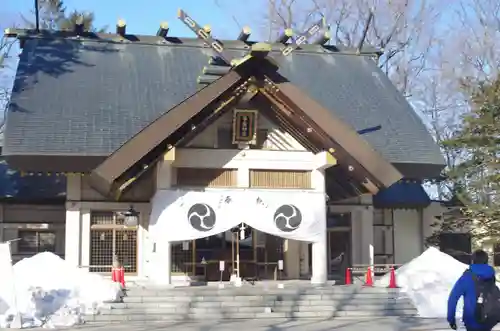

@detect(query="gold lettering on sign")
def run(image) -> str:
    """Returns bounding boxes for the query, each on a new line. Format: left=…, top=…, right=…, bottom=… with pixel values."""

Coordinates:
left=232, top=109, right=258, bottom=145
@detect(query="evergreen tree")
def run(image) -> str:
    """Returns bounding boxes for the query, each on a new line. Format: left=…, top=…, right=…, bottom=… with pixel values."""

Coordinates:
left=443, top=75, right=500, bottom=241
left=59, top=11, right=104, bottom=32
left=23, top=0, right=105, bottom=32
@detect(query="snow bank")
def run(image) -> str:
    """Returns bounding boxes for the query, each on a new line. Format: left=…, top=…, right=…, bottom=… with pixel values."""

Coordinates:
left=0, top=252, right=122, bottom=328
left=376, top=247, right=468, bottom=318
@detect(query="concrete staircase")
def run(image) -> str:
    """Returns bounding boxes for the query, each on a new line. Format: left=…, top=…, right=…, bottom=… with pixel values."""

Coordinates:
left=86, top=283, right=417, bottom=323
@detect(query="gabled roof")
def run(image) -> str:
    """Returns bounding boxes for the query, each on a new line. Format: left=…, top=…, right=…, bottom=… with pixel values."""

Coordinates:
left=85, top=45, right=403, bottom=200
left=3, top=36, right=444, bottom=178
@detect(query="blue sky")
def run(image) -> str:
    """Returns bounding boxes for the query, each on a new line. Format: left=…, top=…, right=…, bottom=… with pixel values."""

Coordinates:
left=2, top=0, right=266, bottom=39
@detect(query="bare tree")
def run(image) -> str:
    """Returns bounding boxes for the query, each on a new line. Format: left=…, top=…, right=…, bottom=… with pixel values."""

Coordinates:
left=452, top=0, right=500, bottom=84
left=0, top=36, right=17, bottom=136
left=260, top=0, right=445, bottom=98
left=421, top=0, right=500, bottom=245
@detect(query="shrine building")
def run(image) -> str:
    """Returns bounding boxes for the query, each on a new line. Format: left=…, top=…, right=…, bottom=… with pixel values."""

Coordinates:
left=0, top=14, right=451, bottom=285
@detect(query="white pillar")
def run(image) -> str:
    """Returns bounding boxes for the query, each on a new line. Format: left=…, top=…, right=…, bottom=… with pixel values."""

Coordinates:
left=80, top=210, right=91, bottom=271
left=149, top=159, right=174, bottom=284
left=65, top=174, right=82, bottom=267
left=149, top=240, right=171, bottom=285
left=237, top=167, right=250, bottom=188
left=311, top=167, right=328, bottom=284
left=311, top=232, right=328, bottom=284
left=165, top=242, right=171, bottom=284
left=360, top=206, right=374, bottom=265
left=65, top=203, right=81, bottom=267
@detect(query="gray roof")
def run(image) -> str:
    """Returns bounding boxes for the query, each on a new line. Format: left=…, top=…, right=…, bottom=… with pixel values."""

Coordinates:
left=3, top=37, right=444, bottom=175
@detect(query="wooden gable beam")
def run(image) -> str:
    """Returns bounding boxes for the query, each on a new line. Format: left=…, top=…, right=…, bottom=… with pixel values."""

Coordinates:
left=255, top=91, right=369, bottom=200
left=252, top=94, right=318, bottom=152
left=261, top=72, right=403, bottom=193
left=89, top=56, right=262, bottom=197
left=114, top=83, right=260, bottom=199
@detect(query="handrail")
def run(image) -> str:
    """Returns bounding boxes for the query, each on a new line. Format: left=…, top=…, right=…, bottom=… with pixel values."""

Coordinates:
left=78, top=264, right=134, bottom=269
left=350, top=264, right=403, bottom=274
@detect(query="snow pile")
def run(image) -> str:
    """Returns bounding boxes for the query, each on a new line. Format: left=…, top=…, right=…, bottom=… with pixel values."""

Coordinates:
left=376, top=247, right=468, bottom=318
left=0, top=252, right=122, bottom=328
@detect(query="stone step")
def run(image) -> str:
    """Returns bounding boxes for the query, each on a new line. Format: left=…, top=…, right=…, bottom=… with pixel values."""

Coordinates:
left=106, top=298, right=412, bottom=309
left=99, top=303, right=416, bottom=315
left=87, top=309, right=416, bottom=322
left=122, top=293, right=403, bottom=303
left=124, top=286, right=400, bottom=297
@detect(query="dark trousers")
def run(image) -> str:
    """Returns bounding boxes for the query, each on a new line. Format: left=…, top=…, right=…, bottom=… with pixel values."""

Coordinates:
left=466, top=327, right=492, bottom=331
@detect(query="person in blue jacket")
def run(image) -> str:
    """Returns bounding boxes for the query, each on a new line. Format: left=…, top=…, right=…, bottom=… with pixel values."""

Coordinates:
left=447, top=249, right=496, bottom=331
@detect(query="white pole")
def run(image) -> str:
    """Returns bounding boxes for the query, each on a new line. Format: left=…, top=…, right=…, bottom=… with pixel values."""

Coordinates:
left=236, top=234, right=240, bottom=279
left=369, top=244, right=374, bottom=266
left=369, top=244, right=374, bottom=277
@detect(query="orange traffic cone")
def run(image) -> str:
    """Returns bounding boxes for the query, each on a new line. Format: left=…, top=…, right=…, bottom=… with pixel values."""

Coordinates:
left=118, top=267, right=126, bottom=288
left=111, top=267, right=119, bottom=282
left=364, top=267, right=373, bottom=287
left=111, top=267, right=126, bottom=288
left=345, top=268, right=352, bottom=285
left=388, top=267, right=398, bottom=288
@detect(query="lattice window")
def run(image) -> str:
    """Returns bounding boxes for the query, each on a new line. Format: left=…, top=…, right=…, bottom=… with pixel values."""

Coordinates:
left=18, top=230, right=56, bottom=254
left=373, top=209, right=394, bottom=263
left=89, top=211, right=138, bottom=273
left=171, top=241, right=193, bottom=274
left=249, top=169, right=311, bottom=189
left=176, top=168, right=237, bottom=187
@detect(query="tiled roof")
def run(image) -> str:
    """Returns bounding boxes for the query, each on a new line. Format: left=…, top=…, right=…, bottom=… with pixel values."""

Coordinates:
left=3, top=37, right=445, bottom=176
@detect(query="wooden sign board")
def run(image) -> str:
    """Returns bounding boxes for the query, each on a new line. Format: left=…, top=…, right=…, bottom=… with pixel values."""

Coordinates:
left=232, top=109, right=258, bottom=144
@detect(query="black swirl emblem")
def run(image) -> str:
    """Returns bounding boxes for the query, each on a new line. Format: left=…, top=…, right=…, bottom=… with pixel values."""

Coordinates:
left=187, top=203, right=216, bottom=232
left=274, top=204, right=302, bottom=232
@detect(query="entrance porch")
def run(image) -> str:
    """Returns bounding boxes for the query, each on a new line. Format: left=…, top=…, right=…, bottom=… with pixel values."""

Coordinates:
left=147, top=187, right=329, bottom=285
left=169, top=231, right=286, bottom=282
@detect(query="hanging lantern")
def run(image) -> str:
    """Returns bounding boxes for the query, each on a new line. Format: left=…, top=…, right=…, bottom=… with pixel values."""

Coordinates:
left=123, top=206, right=140, bottom=227
left=239, top=223, right=247, bottom=240
left=231, top=223, right=251, bottom=239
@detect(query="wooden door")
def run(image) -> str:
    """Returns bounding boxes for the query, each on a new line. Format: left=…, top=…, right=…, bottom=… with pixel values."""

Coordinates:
left=328, top=230, right=351, bottom=276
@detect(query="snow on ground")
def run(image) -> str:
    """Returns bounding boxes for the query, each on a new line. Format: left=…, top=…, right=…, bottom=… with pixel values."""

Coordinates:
left=376, top=247, right=468, bottom=318
left=0, top=252, right=122, bottom=329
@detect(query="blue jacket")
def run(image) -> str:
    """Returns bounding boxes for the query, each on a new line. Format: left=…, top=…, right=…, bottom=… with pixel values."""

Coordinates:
left=447, top=264, right=496, bottom=329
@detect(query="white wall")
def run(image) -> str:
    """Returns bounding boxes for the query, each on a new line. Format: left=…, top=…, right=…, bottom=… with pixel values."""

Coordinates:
left=172, top=149, right=316, bottom=170
left=188, top=111, right=306, bottom=151
left=391, top=202, right=456, bottom=265
left=393, top=209, right=421, bottom=265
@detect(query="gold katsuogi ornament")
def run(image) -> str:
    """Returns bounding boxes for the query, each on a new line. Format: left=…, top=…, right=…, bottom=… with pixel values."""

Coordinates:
left=232, top=109, right=258, bottom=145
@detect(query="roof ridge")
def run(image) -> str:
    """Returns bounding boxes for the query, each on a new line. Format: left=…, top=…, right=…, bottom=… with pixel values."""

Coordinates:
left=6, top=28, right=382, bottom=57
